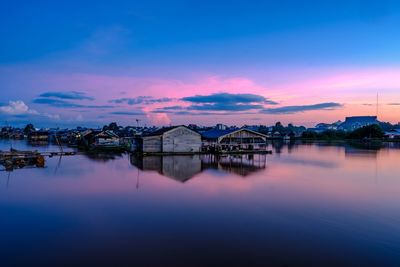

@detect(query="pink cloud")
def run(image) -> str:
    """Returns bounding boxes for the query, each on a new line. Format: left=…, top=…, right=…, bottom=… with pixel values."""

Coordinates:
left=2, top=64, right=400, bottom=125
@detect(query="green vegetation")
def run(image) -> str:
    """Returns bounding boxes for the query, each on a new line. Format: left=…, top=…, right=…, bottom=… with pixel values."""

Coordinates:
left=302, top=129, right=347, bottom=140
left=258, top=122, right=306, bottom=136
left=302, top=124, right=385, bottom=140
left=347, top=124, right=385, bottom=139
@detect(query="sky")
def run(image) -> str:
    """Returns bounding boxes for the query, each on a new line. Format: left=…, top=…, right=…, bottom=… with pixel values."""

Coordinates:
left=1, top=0, right=400, bottom=127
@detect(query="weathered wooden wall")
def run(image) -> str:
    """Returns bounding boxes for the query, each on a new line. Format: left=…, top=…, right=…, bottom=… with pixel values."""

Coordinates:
left=142, top=136, right=162, bottom=152
left=162, top=127, right=201, bottom=152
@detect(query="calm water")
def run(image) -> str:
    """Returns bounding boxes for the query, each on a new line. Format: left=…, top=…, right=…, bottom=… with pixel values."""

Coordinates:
left=1, top=140, right=400, bottom=267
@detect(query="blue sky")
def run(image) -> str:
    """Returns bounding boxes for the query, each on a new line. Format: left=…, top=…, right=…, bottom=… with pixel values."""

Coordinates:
left=1, top=0, right=400, bottom=127
left=2, top=0, right=400, bottom=64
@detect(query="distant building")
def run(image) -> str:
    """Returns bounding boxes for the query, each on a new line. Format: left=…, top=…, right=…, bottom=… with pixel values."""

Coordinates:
left=272, top=131, right=283, bottom=138
left=76, top=129, right=101, bottom=148
left=338, top=116, right=379, bottom=131
left=28, top=130, right=50, bottom=142
left=385, top=129, right=400, bottom=139
left=243, top=125, right=260, bottom=132
left=94, top=131, right=121, bottom=148
left=187, top=124, right=200, bottom=130
left=201, top=128, right=268, bottom=152
left=215, top=124, right=228, bottom=130
left=315, top=120, right=342, bottom=131
left=142, top=126, right=202, bottom=153
left=9, top=129, right=24, bottom=140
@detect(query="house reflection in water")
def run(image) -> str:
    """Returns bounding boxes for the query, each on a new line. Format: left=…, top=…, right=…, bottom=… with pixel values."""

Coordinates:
left=200, top=154, right=267, bottom=177
left=130, top=155, right=202, bottom=182
left=130, top=153, right=267, bottom=182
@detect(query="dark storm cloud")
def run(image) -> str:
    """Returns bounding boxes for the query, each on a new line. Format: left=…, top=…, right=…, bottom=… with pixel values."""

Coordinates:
left=33, top=98, right=114, bottom=109
left=159, top=92, right=278, bottom=113
left=39, top=91, right=95, bottom=101
left=261, top=102, right=343, bottom=114
left=187, top=103, right=264, bottom=111
left=109, top=111, right=145, bottom=116
left=181, top=93, right=277, bottom=105
left=109, top=96, right=173, bottom=105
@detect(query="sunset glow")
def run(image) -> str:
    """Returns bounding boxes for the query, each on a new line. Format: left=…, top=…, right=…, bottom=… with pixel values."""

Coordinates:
left=1, top=1, right=400, bottom=127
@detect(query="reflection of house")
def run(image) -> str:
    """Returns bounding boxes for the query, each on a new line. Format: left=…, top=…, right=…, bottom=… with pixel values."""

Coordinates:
left=338, top=116, right=379, bottom=131
left=130, top=153, right=267, bottom=181
left=201, top=128, right=267, bottom=152
left=84, top=151, right=124, bottom=162
left=94, top=131, right=120, bottom=148
left=200, top=154, right=267, bottom=176
left=142, top=126, right=202, bottom=153
left=28, top=131, right=49, bottom=142
left=130, top=155, right=202, bottom=182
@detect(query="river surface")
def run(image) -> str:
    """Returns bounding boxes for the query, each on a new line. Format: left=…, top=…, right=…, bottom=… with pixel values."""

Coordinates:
left=1, top=140, right=400, bottom=267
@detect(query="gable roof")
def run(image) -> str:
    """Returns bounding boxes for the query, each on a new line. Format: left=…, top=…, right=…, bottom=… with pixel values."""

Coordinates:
left=201, top=128, right=267, bottom=140
left=385, top=129, right=400, bottom=134
left=95, top=130, right=119, bottom=138
left=339, top=116, right=379, bottom=129
left=82, top=129, right=93, bottom=137
left=344, top=116, right=378, bottom=123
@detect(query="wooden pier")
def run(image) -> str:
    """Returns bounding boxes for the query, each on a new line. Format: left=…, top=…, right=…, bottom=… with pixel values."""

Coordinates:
left=1, top=147, right=272, bottom=171
left=137, top=149, right=273, bottom=157
left=0, top=149, right=77, bottom=171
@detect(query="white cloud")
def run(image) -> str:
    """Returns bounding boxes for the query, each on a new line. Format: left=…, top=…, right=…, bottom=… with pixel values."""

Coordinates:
left=43, top=113, right=61, bottom=120
left=0, top=100, right=61, bottom=120
left=0, top=100, right=39, bottom=115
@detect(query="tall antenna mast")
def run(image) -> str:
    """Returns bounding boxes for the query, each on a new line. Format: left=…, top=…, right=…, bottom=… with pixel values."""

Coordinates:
left=376, top=92, right=379, bottom=118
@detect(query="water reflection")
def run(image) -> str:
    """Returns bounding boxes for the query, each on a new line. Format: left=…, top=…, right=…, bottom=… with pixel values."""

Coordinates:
left=200, top=154, right=267, bottom=176
left=344, top=146, right=379, bottom=158
left=84, top=151, right=125, bottom=162
left=268, top=139, right=400, bottom=156
left=130, top=153, right=267, bottom=182
left=130, top=155, right=202, bottom=182
left=2, top=140, right=400, bottom=266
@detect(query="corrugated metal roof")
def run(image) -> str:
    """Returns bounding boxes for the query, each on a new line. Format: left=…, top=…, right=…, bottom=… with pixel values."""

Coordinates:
left=201, top=128, right=268, bottom=140
left=201, top=128, right=238, bottom=139
left=344, top=116, right=377, bottom=123
left=339, top=116, right=379, bottom=129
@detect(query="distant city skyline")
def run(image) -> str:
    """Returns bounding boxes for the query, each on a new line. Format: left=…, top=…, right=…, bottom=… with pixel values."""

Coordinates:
left=1, top=0, right=400, bottom=127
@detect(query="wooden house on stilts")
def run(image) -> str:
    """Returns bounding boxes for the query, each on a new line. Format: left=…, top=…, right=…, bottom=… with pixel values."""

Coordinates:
left=201, top=128, right=268, bottom=152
